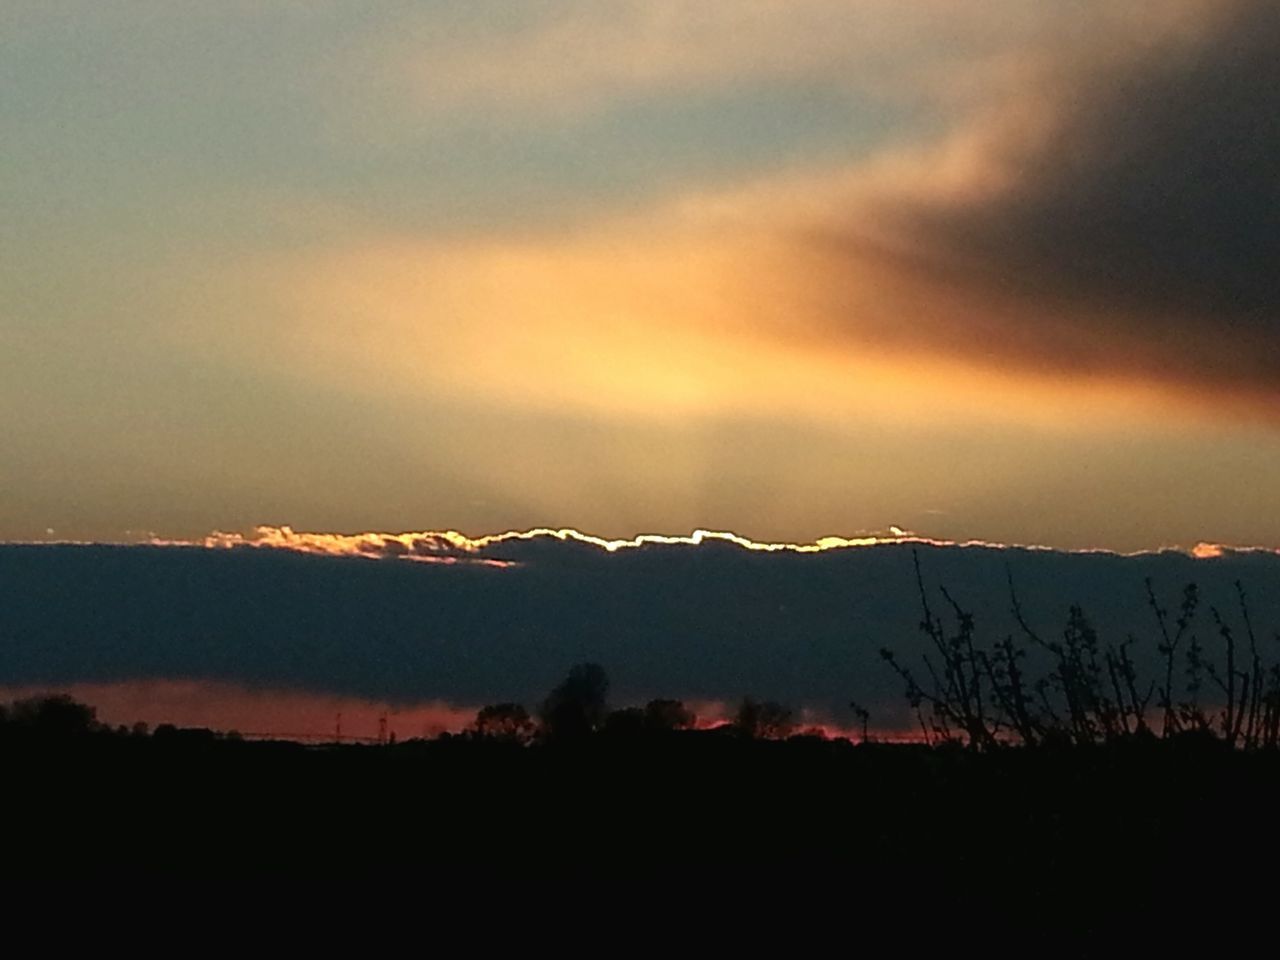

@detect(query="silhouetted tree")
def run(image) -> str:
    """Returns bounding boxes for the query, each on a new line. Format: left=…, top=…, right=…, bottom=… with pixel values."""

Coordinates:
left=735, top=698, right=794, bottom=740
left=603, top=707, right=646, bottom=736
left=643, top=698, right=695, bottom=731
left=539, top=663, right=609, bottom=741
left=600, top=700, right=694, bottom=736
left=473, top=702, right=536, bottom=744
left=849, top=701, right=871, bottom=743
left=4, top=695, right=98, bottom=737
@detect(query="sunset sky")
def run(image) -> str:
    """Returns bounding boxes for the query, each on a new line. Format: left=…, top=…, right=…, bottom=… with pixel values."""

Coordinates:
left=4, top=0, right=1278, bottom=553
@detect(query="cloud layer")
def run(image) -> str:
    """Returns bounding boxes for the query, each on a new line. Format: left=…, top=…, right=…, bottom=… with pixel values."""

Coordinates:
left=801, top=0, right=1280, bottom=406
left=5, top=2, right=1278, bottom=551
left=5, top=533, right=1279, bottom=729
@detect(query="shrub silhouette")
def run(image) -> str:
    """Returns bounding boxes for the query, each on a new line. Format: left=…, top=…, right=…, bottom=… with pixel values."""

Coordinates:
left=880, top=549, right=1280, bottom=750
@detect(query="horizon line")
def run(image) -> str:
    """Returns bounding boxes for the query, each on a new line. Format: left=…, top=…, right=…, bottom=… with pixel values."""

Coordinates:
left=2, top=524, right=1271, bottom=563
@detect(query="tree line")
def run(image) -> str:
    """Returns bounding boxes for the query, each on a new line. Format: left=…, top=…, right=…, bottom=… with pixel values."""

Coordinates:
left=468, top=662, right=799, bottom=744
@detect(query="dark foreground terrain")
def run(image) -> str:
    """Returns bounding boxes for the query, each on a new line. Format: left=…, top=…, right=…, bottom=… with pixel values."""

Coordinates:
left=9, top=723, right=1280, bottom=884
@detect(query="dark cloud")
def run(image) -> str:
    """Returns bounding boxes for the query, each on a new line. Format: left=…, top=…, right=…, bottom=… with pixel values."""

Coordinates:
left=818, top=0, right=1280, bottom=400
left=3, top=538, right=1279, bottom=726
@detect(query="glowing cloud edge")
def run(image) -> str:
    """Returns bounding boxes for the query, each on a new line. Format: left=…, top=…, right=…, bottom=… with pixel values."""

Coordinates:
left=131, top=525, right=1267, bottom=565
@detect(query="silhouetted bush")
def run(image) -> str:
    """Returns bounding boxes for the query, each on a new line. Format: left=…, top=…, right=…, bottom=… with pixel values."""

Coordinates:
left=880, top=548, right=1280, bottom=750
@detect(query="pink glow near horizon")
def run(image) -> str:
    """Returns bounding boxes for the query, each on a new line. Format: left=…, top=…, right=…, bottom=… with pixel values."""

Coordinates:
left=0, top=681, right=922, bottom=744
left=0, top=680, right=475, bottom=742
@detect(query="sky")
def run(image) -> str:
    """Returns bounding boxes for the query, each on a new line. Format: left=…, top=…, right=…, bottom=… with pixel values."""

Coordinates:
left=5, top=537, right=1280, bottom=736
left=3, top=0, right=1279, bottom=553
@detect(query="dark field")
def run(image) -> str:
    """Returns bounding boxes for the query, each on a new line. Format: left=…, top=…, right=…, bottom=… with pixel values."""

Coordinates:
left=10, top=723, right=1279, bottom=877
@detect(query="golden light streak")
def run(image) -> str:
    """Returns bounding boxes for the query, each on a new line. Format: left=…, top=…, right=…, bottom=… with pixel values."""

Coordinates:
left=139, top=525, right=1272, bottom=563
left=244, top=155, right=1279, bottom=438
left=182, top=524, right=905, bottom=561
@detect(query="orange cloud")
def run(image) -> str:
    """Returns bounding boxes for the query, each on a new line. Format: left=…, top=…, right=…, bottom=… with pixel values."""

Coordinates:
left=151, top=524, right=1260, bottom=563
left=164, top=526, right=517, bottom=567
left=254, top=205, right=1248, bottom=441
left=196, top=0, right=1280, bottom=476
